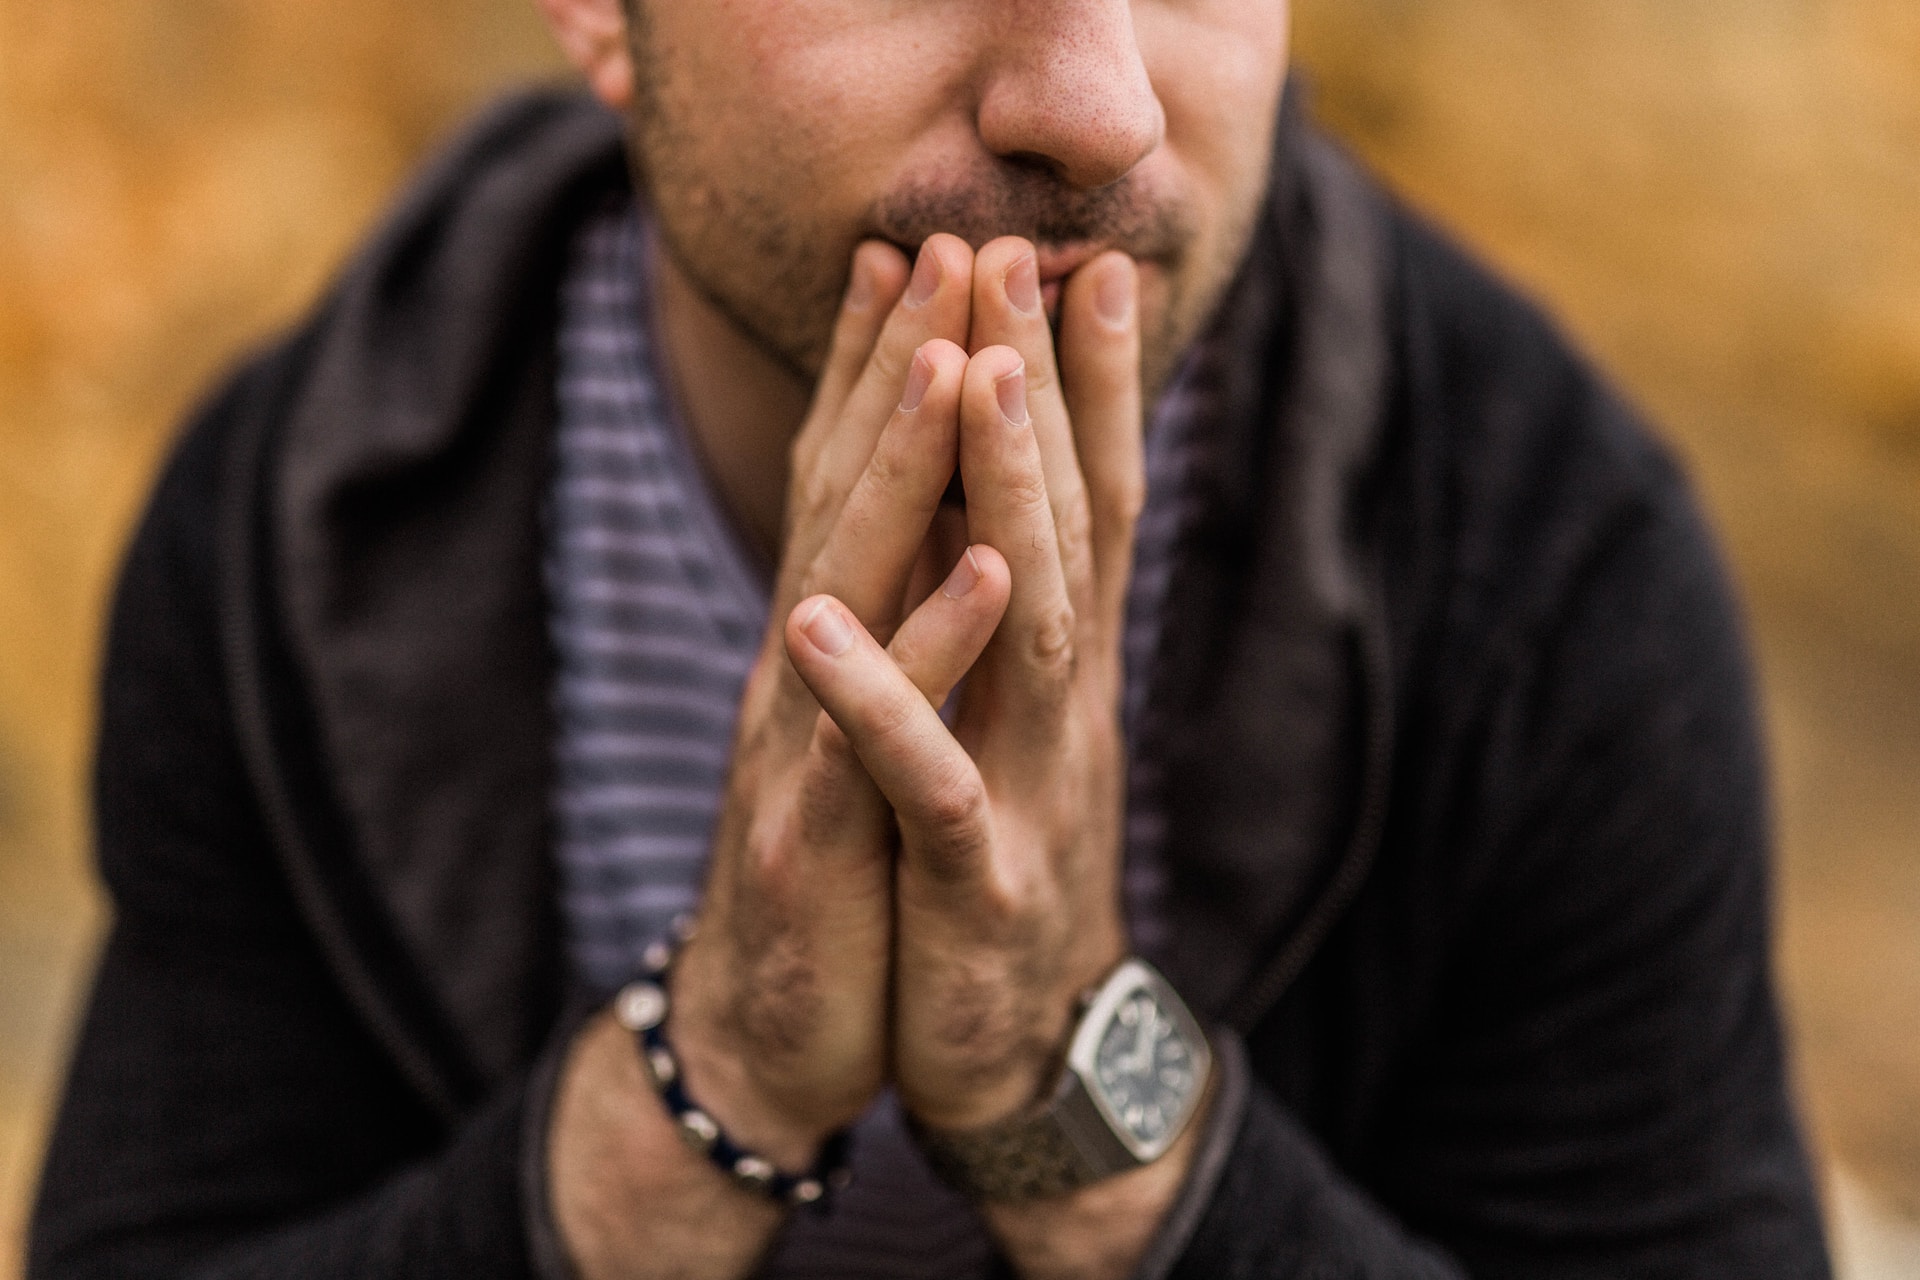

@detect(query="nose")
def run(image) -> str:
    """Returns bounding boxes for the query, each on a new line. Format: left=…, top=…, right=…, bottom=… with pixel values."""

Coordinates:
left=973, top=0, right=1166, bottom=190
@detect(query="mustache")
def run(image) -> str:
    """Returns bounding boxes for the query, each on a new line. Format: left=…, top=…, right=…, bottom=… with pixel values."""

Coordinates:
left=866, top=166, right=1193, bottom=266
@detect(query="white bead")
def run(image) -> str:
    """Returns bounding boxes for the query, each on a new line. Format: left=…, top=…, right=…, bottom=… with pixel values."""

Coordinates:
left=679, top=1109, right=719, bottom=1151
left=732, top=1155, right=775, bottom=1189
left=646, top=1047, right=677, bottom=1087
left=613, top=982, right=667, bottom=1032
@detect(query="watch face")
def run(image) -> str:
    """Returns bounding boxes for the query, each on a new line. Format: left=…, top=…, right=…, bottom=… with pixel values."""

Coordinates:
left=1092, top=987, right=1201, bottom=1152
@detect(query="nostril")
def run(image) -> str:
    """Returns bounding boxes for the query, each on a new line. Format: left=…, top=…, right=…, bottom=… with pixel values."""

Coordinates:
left=1002, top=150, right=1066, bottom=180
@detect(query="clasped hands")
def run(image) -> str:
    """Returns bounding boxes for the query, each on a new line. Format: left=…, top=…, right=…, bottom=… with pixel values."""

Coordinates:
left=678, top=230, right=1141, bottom=1155
left=553, top=234, right=1183, bottom=1280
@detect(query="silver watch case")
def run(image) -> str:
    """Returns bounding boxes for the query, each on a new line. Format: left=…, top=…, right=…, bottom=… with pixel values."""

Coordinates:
left=1059, top=957, right=1213, bottom=1172
left=911, top=957, right=1213, bottom=1201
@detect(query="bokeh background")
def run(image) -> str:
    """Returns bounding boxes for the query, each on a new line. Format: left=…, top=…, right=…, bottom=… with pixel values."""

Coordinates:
left=1, top=0, right=1916, bottom=1274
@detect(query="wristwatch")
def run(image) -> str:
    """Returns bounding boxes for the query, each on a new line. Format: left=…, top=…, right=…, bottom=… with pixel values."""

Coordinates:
left=910, top=958, right=1213, bottom=1203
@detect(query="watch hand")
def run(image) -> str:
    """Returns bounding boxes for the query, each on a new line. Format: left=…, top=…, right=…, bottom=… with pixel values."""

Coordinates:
left=1129, top=1017, right=1154, bottom=1074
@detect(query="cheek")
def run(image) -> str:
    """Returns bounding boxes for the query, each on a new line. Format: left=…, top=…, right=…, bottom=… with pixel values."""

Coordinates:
left=722, top=7, right=973, bottom=209
left=1139, top=2, right=1292, bottom=211
left=635, top=1, right=982, bottom=369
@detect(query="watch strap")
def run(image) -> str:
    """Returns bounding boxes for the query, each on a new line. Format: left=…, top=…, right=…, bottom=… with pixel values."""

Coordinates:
left=907, top=1084, right=1095, bottom=1202
left=908, top=1058, right=1149, bottom=1202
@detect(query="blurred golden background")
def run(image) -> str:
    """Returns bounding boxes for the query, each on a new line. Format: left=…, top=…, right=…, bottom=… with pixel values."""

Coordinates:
left=1, top=0, right=1915, bottom=1274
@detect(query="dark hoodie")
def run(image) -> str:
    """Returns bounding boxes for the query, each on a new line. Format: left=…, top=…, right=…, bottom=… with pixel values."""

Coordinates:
left=29, top=89, right=1829, bottom=1279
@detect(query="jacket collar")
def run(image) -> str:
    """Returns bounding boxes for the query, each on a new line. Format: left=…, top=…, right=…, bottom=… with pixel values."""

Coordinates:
left=263, top=91, right=628, bottom=1093
left=240, top=87, right=1396, bottom=1103
left=1147, top=101, right=1397, bottom=1026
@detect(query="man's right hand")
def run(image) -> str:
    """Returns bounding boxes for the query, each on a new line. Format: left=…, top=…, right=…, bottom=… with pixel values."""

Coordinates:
left=549, top=235, right=1010, bottom=1280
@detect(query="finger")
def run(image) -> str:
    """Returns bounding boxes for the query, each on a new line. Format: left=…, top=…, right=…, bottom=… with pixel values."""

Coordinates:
left=781, top=242, right=908, bottom=616
left=785, top=235, right=976, bottom=584
left=898, top=504, right=970, bottom=624
left=1056, top=252, right=1145, bottom=649
left=789, top=544, right=1007, bottom=840
left=957, top=346, right=1077, bottom=739
left=967, top=237, right=1096, bottom=620
left=811, top=240, right=911, bottom=429
left=887, top=545, right=1012, bottom=710
left=802, top=338, right=969, bottom=635
left=785, top=595, right=992, bottom=879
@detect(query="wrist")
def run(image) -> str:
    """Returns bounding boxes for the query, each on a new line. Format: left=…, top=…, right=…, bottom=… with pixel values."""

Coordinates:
left=653, top=934, right=855, bottom=1178
left=548, top=1014, right=786, bottom=1280
left=983, top=1086, right=1209, bottom=1280
left=667, top=1010, right=837, bottom=1172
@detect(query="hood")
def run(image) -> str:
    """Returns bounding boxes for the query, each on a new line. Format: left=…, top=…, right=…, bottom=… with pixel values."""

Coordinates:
left=219, top=86, right=1397, bottom=1113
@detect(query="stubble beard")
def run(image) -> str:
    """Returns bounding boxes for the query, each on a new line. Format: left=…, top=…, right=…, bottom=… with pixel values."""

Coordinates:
left=620, top=6, right=1268, bottom=404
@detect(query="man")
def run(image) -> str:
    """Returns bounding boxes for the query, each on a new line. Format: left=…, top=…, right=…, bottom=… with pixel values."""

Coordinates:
left=30, top=0, right=1831, bottom=1277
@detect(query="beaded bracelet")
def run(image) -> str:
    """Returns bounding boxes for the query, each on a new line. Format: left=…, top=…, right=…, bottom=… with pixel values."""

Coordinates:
left=612, top=921, right=854, bottom=1210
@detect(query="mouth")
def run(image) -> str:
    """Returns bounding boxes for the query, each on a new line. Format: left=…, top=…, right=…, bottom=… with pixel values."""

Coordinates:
left=1036, top=243, right=1108, bottom=322
left=873, top=232, right=1147, bottom=323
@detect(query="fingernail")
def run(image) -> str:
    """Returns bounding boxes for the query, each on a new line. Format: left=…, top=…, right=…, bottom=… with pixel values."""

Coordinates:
left=1096, top=261, right=1135, bottom=328
left=803, top=599, right=854, bottom=656
left=941, top=547, right=983, bottom=599
left=906, top=243, right=941, bottom=307
left=1005, top=254, right=1042, bottom=315
left=995, top=365, right=1029, bottom=427
left=900, top=349, right=934, bottom=412
left=844, top=253, right=874, bottom=312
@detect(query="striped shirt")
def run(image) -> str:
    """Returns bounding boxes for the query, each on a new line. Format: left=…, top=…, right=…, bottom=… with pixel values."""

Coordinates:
left=547, top=200, right=1217, bottom=1276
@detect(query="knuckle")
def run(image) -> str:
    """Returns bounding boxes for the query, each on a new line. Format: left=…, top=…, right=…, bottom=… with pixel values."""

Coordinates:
left=862, top=436, right=916, bottom=497
left=919, top=768, right=987, bottom=843
left=790, top=481, right=840, bottom=544
left=1021, top=357, right=1058, bottom=401
left=795, top=725, right=862, bottom=842
left=790, top=436, right=821, bottom=481
left=1109, top=472, right=1147, bottom=527
left=812, top=711, right=859, bottom=767
left=741, top=808, right=800, bottom=889
left=999, top=467, right=1050, bottom=519
left=888, top=641, right=943, bottom=706
left=1056, top=486, right=1094, bottom=552
left=1028, top=604, right=1077, bottom=678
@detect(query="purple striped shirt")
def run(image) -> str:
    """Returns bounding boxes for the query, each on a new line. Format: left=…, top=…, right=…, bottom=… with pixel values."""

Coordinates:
left=547, top=200, right=1217, bottom=1276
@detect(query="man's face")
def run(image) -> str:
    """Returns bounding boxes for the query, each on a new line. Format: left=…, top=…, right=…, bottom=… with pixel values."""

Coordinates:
left=625, top=0, right=1291, bottom=395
